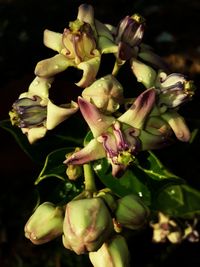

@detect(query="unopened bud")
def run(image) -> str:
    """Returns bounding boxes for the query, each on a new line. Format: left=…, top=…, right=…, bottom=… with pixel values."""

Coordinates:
left=115, top=194, right=149, bottom=230
left=24, top=202, right=64, bottom=245
left=62, top=197, right=114, bottom=254
left=89, top=235, right=130, bottom=267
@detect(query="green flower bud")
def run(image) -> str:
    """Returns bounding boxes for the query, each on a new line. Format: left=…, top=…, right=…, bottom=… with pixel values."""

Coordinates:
left=89, top=235, right=130, bottom=267
left=24, top=202, right=64, bottom=245
left=62, top=197, right=114, bottom=254
left=82, top=75, right=124, bottom=114
left=115, top=194, right=149, bottom=230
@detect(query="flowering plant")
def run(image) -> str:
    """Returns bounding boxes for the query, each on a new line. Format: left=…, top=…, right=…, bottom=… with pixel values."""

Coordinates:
left=1, top=3, right=200, bottom=266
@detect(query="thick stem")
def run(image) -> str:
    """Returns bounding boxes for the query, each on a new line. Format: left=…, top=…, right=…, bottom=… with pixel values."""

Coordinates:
left=83, top=163, right=96, bottom=192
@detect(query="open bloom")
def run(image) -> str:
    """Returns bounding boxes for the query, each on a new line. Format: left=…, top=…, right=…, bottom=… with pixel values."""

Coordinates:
left=155, top=71, right=195, bottom=109
left=9, top=76, right=79, bottom=143
left=34, top=4, right=117, bottom=88
left=64, top=88, right=156, bottom=177
left=150, top=212, right=182, bottom=244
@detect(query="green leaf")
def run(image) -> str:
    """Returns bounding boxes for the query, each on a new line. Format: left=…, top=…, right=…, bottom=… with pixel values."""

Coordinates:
left=154, top=184, right=200, bottom=219
left=35, top=147, right=74, bottom=184
left=93, top=158, right=151, bottom=205
left=137, top=151, right=180, bottom=181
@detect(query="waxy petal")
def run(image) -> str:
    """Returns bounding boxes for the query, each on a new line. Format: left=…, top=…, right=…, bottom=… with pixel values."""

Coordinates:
left=43, top=29, right=63, bottom=52
left=64, top=139, right=106, bottom=165
left=22, top=126, right=47, bottom=144
left=161, top=111, right=191, bottom=142
left=46, top=100, right=79, bottom=130
left=78, top=97, right=115, bottom=137
left=98, top=36, right=118, bottom=54
left=28, top=76, right=53, bottom=99
left=130, top=58, right=157, bottom=88
left=118, top=88, right=156, bottom=129
left=76, top=56, right=101, bottom=87
left=35, top=54, right=75, bottom=77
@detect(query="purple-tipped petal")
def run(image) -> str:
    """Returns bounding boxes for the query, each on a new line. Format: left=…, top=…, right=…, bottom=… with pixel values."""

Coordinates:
left=118, top=88, right=156, bottom=129
left=78, top=97, right=115, bottom=137
left=64, top=139, right=106, bottom=165
left=161, top=111, right=191, bottom=142
left=77, top=4, right=95, bottom=27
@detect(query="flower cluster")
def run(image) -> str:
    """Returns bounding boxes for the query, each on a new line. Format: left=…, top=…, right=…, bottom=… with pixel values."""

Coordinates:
left=8, top=3, right=198, bottom=267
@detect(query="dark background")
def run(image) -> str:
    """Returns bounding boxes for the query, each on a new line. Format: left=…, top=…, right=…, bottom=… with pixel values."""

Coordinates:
left=0, top=0, right=200, bottom=266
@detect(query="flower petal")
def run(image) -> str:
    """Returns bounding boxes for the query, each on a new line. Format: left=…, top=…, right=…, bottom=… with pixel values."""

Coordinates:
left=64, top=139, right=106, bottom=165
left=118, top=88, right=156, bottom=129
left=130, top=58, right=157, bottom=88
left=35, top=54, right=75, bottom=77
left=28, top=76, right=53, bottom=99
left=46, top=100, right=79, bottom=130
left=78, top=97, right=115, bottom=137
left=22, top=126, right=47, bottom=144
left=43, top=29, right=63, bottom=52
left=161, top=111, right=191, bottom=142
left=76, top=56, right=101, bottom=87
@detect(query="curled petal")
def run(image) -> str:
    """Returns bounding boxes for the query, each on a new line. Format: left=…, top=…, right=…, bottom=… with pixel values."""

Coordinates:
left=118, top=88, right=156, bottom=129
left=76, top=56, right=101, bottom=87
left=78, top=97, right=115, bottom=137
left=130, top=58, right=157, bottom=88
left=64, top=139, right=106, bottom=165
left=157, top=72, right=186, bottom=88
left=28, top=76, right=53, bottom=99
left=161, top=111, right=191, bottom=142
left=43, top=29, right=63, bottom=52
left=22, top=126, right=47, bottom=144
left=35, top=54, right=75, bottom=77
left=46, top=100, right=79, bottom=130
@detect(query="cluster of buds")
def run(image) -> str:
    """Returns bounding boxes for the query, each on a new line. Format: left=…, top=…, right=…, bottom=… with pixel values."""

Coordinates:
left=24, top=191, right=150, bottom=266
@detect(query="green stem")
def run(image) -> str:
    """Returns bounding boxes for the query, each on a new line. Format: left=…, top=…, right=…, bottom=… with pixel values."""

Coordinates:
left=83, top=163, right=96, bottom=192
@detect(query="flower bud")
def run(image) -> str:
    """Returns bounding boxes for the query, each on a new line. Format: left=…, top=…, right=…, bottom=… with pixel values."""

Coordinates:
left=82, top=75, right=123, bottom=114
left=24, top=202, right=64, bottom=245
left=115, top=194, right=149, bottom=230
left=62, top=197, right=114, bottom=254
left=89, top=235, right=130, bottom=267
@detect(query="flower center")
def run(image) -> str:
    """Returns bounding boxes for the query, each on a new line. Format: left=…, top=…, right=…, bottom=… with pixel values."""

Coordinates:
left=9, top=95, right=47, bottom=128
